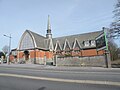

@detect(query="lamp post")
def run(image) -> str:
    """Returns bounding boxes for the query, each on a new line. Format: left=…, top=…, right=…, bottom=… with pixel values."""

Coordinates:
left=3, top=34, right=12, bottom=64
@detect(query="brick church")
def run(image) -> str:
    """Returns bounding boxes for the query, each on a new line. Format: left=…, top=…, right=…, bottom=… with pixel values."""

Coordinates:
left=10, top=16, right=111, bottom=67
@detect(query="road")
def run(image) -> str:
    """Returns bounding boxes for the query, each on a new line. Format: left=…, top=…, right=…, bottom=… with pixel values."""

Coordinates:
left=0, top=64, right=120, bottom=90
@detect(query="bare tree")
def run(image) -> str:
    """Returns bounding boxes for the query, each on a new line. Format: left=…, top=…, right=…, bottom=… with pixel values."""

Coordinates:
left=2, top=45, right=9, bottom=55
left=108, top=40, right=119, bottom=61
left=110, top=0, right=120, bottom=38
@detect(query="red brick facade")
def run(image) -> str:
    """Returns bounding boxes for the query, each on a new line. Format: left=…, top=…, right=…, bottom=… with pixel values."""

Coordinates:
left=9, top=23, right=107, bottom=66
left=10, top=48, right=105, bottom=63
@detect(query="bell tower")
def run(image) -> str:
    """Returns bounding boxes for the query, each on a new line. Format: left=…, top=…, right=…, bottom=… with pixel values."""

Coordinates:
left=46, top=15, right=52, bottom=39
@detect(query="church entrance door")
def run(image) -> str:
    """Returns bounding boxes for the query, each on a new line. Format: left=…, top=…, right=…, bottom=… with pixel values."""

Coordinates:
left=24, top=50, right=29, bottom=61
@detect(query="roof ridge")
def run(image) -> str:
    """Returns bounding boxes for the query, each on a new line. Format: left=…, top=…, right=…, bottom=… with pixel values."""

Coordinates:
left=53, top=30, right=102, bottom=39
left=26, top=30, right=45, bottom=38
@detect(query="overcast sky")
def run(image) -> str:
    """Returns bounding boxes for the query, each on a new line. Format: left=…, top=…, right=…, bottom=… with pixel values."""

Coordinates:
left=0, top=0, right=117, bottom=50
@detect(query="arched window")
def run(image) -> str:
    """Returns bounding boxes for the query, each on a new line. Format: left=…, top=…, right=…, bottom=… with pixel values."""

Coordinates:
left=19, top=33, right=35, bottom=50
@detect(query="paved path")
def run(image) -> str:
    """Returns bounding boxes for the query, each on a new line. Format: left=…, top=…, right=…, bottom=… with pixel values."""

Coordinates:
left=1, top=63, right=120, bottom=71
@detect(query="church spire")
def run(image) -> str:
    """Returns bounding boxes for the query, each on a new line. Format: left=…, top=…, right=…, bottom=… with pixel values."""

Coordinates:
left=46, top=15, right=52, bottom=39
left=47, top=15, right=51, bottom=30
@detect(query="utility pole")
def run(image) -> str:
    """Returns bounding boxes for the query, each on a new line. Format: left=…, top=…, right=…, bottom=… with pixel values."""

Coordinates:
left=3, top=34, right=12, bottom=64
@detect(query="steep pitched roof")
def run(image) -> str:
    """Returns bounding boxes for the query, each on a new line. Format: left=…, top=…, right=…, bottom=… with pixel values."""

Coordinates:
left=19, top=30, right=102, bottom=51
left=53, top=31, right=103, bottom=49
left=26, top=30, right=46, bottom=49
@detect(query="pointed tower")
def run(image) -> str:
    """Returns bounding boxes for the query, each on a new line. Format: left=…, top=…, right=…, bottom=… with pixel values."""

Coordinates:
left=46, top=15, right=52, bottom=39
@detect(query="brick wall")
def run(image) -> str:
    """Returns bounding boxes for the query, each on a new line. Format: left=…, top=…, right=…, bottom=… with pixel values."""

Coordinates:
left=81, top=49, right=97, bottom=56
left=9, top=55, right=14, bottom=62
left=16, top=50, right=54, bottom=64
left=45, top=51, right=53, bottom=59
left=17, top=52, right=24, bottom=58
left=13, top=48, right=106, bottom=66
left=97, top=50, right=105, bottom=55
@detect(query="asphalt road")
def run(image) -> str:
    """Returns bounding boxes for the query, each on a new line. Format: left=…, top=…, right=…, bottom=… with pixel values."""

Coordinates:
left=0, top=65, right=120, bottom=90
left=0, top=76, right=120, bottom=90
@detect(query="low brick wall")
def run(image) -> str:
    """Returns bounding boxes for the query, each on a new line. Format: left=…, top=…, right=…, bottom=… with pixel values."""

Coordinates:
left=18, top=58, right=35, bottom=64
left=36, top=58, right=45, bottom=64
left=56, top=56, right=106, bottom=67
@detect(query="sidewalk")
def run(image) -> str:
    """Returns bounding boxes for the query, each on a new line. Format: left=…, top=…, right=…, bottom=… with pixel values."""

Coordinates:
left=0, top=63, right=120, bottom=71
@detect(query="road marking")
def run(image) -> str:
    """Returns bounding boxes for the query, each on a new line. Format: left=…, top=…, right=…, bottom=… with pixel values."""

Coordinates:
left=0, top=67, right=120, bottom=75
left=0, top=73, right=120, bottom=86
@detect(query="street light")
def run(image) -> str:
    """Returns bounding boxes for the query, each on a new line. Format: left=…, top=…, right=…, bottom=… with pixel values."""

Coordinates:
left=3, top=34, right=12, bottom=64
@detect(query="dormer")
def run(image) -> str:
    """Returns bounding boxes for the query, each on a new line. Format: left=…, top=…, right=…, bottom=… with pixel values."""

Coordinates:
left=63, top=39, right=71, bottom=51
left=83, top=40, right=90, bottom=47
left=54, top=40, right=62, bottom=51
left=73, top=38, right=81, bottom=51
left=90, top=40, right=96, bottom=46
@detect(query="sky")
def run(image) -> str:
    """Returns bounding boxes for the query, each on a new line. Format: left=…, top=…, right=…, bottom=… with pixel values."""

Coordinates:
left=0, top=0, right=118, bottom=51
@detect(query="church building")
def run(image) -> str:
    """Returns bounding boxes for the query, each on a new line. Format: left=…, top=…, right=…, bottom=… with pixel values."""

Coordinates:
left=10, top=16, right=111, bottom=67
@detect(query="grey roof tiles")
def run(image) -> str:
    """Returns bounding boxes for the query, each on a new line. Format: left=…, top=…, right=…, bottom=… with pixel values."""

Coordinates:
left=25, top=30, right=103, bottom=51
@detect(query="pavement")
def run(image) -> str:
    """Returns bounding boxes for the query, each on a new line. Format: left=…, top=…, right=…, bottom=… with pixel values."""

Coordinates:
left=0, top=63, right=120, bottom=71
